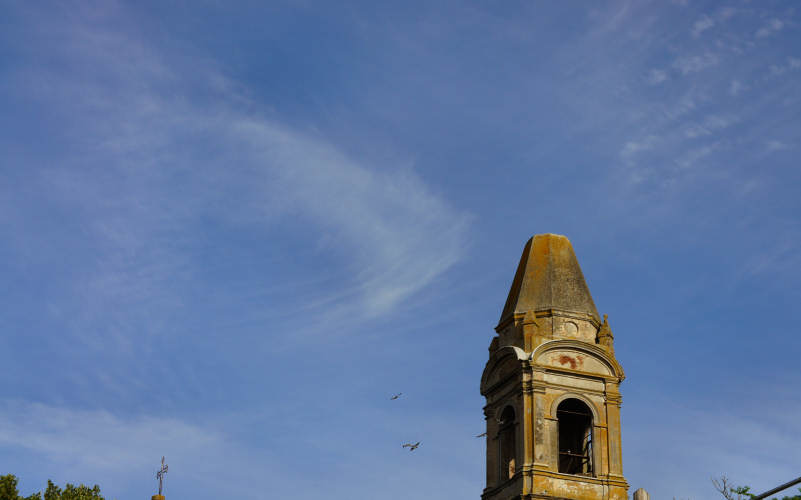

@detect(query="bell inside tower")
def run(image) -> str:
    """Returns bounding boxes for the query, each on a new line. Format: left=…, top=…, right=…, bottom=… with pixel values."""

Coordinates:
left=557, top=398, right=594, bottom=476
left=497, top=406, right=517, bottom=481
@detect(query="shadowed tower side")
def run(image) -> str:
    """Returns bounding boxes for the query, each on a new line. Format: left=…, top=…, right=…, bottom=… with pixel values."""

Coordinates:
left=480, top=234, right=628, bottom=500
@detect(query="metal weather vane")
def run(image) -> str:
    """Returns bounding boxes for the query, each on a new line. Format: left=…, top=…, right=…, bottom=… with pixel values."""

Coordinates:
left=156, top=456, right=169, bottom=496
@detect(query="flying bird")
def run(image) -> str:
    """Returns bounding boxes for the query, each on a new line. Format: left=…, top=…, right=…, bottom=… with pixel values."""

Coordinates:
left=390, top=393, right=402, bottom=400
left=475, top=432, right=487, bottom=438
left=402, top=442, right=420, bottom=451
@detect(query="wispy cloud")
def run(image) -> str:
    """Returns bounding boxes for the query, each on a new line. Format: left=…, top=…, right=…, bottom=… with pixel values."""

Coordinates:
left=755, top=18, right=784, bottom=38
left=674, top=142, right=719, bottom=169
left=729, top=79, right=746, bottom=96
left=627, top=396, right=801, bottom=499
left=684, top=115, right=736, bottom=138
left=0, top=399, right=485, bottom=500
left=227, top=118, right=471, bottom=319
left=5, top=3, right=470, bottom=352
left=621, top=135, right=659, bottom=163
left=647, top=69, right=668, bottom=85
left=0, top=401, right=289, bottom=499
left=692, top=15, right=715, bottom=37
left=718, top=7, right=737, bottom=21
left=767, top=56, right=801, bottom=77
left=673, top=52, right=720, bottom=74
left=0, top=402, right=216, bottom=471
left=766, top=139, right=791, bottom=152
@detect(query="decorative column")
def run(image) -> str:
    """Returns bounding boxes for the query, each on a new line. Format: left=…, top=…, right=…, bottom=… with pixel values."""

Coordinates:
left=605, top=391, right=624, bottom=477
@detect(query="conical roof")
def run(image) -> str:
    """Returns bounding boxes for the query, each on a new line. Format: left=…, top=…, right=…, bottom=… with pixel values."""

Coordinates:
left=499, top=234, right=600, bottom=324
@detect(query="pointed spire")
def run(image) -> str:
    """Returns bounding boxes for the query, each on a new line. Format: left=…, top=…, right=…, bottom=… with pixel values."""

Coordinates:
left=499, top=234, right=600, bottom=325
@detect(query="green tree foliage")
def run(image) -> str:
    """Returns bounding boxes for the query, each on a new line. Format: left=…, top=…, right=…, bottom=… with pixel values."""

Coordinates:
left=0, top=476, right=103, bottom=500
left=46, top=480, right=103, bottom=500
left=714, top=475, right=801, bottom=500
left=733, top=486, right=801, bottom=500
left=0, top=475, right=40, bottom=500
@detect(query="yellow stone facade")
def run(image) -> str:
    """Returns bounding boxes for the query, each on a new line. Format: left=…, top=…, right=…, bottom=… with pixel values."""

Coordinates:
left=480, top=234, right=629, bottom=500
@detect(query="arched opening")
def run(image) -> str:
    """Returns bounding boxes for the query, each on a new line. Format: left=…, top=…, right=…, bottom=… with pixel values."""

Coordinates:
left=557, top=398, right=593, bottom=475
left=497, top=406, right=516, bottom=481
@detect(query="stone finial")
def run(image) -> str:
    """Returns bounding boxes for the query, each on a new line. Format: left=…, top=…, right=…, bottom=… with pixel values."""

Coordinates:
left=633, top=488, right=650, bottom=500
left=498, top=234, right=600, bottom=326
left=597, top=314, right=615, bottom=353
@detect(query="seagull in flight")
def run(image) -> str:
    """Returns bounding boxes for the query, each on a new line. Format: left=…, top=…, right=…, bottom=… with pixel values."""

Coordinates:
left=390, top=393, right=402, bottom=400
left=475, top=432, right=487, bottom=438
left=402, top=442, right=420, bottom=451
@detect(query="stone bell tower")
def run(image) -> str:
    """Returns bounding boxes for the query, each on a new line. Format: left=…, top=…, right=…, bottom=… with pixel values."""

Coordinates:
left=480, top=234, right=628, bottom=500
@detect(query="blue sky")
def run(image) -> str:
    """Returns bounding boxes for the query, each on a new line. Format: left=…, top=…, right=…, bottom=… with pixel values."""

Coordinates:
left=1, top=1, right=800, bottom=498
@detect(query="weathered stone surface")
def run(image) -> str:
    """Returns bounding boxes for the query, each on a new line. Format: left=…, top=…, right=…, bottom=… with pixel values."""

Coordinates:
left=481, top=234, right=628, bottom=500
left=499, top=234, right=600, bottom=325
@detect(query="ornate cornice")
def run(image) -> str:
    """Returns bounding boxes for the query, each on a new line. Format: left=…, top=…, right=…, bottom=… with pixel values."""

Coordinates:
left=530, top=339, right=625, bottom=381
left=495, top=309, right=601, bottom=333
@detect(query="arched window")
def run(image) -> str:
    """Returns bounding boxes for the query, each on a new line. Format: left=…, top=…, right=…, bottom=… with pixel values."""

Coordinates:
left=498, top=406, right=516, bottom=481
left=557, top=399, right=593, bottom=475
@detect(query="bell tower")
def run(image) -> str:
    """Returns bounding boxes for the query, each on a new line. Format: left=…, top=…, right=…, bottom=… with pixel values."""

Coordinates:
left=480, top=234, right=628, bottom=500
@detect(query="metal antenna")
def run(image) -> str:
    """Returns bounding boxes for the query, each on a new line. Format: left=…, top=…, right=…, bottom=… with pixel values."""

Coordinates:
left=156, top=456, right=169, bottom=496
